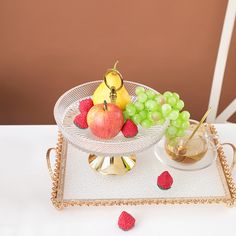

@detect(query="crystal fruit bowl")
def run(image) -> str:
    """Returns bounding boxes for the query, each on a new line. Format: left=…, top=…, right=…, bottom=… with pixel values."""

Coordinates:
left=54, top=80, right=168, bottom=175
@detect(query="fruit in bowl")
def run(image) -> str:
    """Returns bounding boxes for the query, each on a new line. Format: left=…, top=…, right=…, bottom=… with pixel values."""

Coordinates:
left=123, top=87, right=191, bottom=139
left=73, top=62, right=191, bottom=142
left=87, top=100, right=124, bottom=139
left=121, top=119, right=138, bottom=138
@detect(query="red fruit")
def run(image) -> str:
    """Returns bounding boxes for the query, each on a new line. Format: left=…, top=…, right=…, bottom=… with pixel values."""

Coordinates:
left=79, top=98, right=94, bottom=113
left=118, top=211, right=135, bottom=231
left=74, top=113, right=88, bottom=129
left=121, top=119, right=138, bottom=138
left=157, top=171, right=173, bottom=190
left=87, top=101, right=124, bottom=139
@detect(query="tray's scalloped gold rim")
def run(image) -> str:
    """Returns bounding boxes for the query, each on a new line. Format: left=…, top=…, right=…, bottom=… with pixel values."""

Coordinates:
left=50, top=125, right=236, bottom=210
left=210, top=125, right=236, bottom=204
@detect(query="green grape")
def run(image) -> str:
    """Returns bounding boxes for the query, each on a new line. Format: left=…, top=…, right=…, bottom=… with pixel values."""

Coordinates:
left=182, top=120, right=190, bottom=129
left=165, top=132, right=173, bottom=140
left=161, top=104, right=172, bottom=117
left=147, top=112, right=153, bottom=121
left=163, top=91, right=173, bottom=99
left=138, top=93, right=148, bottom=103
left=155, top=94, right=166, bottom=105
left=167, top=96, right=177, bottom=106
left=180, top=111, right=190, bottom=120
left=135, top=86, right=145, bottom=96
left=123, top=111, right=130, bottom=121
left=171, top=118, right=182, bottom=128
left=149, top=119, right=155, bottom=126
left=132, top=114, right=142, bottom=125
left=151, top=111, right=162, bottom=121
left=145, top=100, right=157, bottom=111
left=173, top=92, right=180, bottom=100
left=176, top=128, right=185, bottom=137
left=146, top=113, right=156, bottom=125
left=126, top=104, right=136, bottom=116
left=134, top=101, right=144, bottom=111
left=175, top=100, right=184, bottom=111
left=141, top=119, right=152, bottom=128
left=168, top=110, right=179, bottom=120
left=146, top=117, right=154, bottom=126
left=156, top=118, right=165, bottom=125
left=139, top=110, right=147, bottom=120
left=153, top=104, right=161, bottom=111
left=166, top=126, right=177, bottom=136
left=146, top=90, right=156, bottom=99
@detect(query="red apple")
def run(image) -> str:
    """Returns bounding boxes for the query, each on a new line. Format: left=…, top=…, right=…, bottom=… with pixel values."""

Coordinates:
left=87, top=101, right=124, bottom=139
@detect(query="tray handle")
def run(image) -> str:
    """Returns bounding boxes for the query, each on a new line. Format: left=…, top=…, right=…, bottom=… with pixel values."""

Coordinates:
left=46, top=148, right=56, bottom=180
left=222, top=143, right=236, bottom=172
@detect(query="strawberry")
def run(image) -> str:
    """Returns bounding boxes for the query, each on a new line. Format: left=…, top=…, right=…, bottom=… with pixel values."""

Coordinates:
left=118, top=211, right=135, bottom=231
left=157, top=171, right=173, bottom=190
left=121, top=119, right=138, bottom=138
left=74, top=113, right=88, bottom=129
left=79, top=98, right=94, bottom=113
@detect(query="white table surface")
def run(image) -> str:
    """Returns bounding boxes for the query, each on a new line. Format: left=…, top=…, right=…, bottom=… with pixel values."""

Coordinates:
left=0, top=124, right=236, bottom=236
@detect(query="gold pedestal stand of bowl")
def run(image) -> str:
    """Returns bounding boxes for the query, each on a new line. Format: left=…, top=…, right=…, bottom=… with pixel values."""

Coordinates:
left=88, top=154, right=136, bottom=175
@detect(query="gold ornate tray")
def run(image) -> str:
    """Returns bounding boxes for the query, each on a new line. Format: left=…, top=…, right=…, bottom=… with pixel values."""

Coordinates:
left=46, top=125, right=236, bottom=210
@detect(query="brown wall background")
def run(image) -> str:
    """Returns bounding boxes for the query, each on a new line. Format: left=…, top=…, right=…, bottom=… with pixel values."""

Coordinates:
left=0, top=0, right=235, bottom=124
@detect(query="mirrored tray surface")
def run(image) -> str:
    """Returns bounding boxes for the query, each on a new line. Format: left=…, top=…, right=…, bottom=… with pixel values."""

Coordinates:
left=47, top=125, right=236, bottom=209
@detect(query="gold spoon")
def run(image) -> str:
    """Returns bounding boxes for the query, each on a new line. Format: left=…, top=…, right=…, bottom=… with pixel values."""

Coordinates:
left=176, top=107, right=212, bottom=156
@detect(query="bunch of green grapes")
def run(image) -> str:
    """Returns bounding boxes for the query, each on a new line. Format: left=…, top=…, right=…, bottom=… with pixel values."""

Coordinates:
left=123, top=86, right=190, bottom=138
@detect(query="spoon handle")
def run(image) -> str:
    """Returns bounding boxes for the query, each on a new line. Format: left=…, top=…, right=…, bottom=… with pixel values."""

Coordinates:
left=186, top=107, right=211, bottom=144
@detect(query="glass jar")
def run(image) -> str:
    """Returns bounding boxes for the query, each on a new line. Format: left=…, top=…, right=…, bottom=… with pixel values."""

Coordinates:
left=165, top=120, right=209, bottom=164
